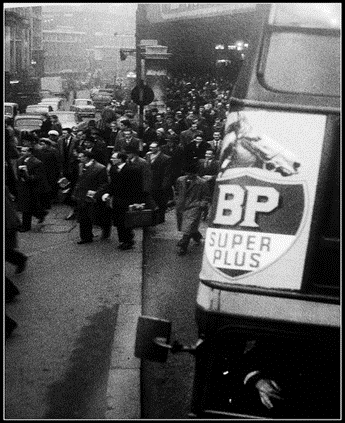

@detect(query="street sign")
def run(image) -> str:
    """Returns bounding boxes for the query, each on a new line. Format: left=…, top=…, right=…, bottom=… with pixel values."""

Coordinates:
left=131, top=84, right=154, bottom=106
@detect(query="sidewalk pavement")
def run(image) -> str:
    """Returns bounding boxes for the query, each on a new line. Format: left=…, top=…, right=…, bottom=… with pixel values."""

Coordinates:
left=7, top=203, right=206, bottom=419
left=7, top=203, right=142, bottom=419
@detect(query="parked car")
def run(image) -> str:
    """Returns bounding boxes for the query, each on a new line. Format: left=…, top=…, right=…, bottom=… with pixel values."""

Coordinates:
left=14, top=115, right=44, bottom=145
left=70, top=98, right=96, bottom=118
left=5, top=102, right=19, bottom=125
left=39, top=90, right=52, bottom=99
left=48, top=111, right=79, bottom=130
left=25, top=104, right=52, bottom=114
left=39, top=97, right=67, bottom=111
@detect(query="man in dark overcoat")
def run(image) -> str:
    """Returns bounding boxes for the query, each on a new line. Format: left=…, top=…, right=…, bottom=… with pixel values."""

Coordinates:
left=101, top=152, right=144, bottom=250
left=57, top=128, right=78, bottom=176
left=83, top=137, right=108, bottom=167
left=198, top=148, right=219, bottom=198
left=39, top=113, right=52, bottom=138
left=145, top=141, right=173, bottom=224
left=142, top=120, right=157, bottom=155
left=33, top=138, right=61, bottom=210
left=160, top=136, right=185, bottom=188
left=5, top=185, right=28, bottom=273
left=180, top=120, right=203, bottom=148
left=72, top=150, right=110, bottom=244
left=184, top=134, right=212, bottom=163
left=113, top=128, right=142, bottom=156
left=16, top=145, right=51, bottom=231
left=124, top=145, right=157, bottom=211
left=56, top=128, right=80, bottom=208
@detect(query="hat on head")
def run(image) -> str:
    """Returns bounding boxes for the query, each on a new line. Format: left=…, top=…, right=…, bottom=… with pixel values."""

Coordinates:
left=48, top=130, right=59, bottom=137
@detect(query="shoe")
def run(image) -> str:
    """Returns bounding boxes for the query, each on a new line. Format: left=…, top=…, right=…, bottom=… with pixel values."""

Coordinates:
left=77, top=239, right=93, bottom=244
left=18, top=226, right=31, bottom=232
left=177, top=247, right=187, bottom=256
left=119, top=239, right=135, bottom=246
left=65, top=212, right=76, bottom=220
left=5, top=315, right=18, bottom=339
left=6, top=292, right=19, bottom=303
left=37, top=211, right=48, bottom=224
left=118, top=241, right=134, bottom=250
left=5, top=278, right=20, bottom=303
left=15, top=256, right=28, bottom=275
left=101, top=229, right=111, bottom=240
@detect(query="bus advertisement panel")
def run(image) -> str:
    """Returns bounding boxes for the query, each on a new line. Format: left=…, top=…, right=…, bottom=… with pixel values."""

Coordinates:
left=200, top=109, right=326, bottom=291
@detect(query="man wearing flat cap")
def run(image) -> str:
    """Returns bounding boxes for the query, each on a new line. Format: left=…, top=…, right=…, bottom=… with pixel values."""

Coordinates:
left=48, top=130, right=59, bottom=147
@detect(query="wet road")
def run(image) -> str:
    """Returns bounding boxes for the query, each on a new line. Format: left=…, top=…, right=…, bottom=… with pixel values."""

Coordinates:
left=141, top=208, right=207, bottom=419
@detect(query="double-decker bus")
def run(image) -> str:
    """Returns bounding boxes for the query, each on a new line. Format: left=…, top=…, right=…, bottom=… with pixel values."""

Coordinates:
left=135, top=3, right=340, bottom=419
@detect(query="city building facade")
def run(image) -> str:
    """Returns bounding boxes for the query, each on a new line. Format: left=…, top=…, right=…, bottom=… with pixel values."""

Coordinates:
left=42, top=26, right=88, bottom=76
left=5, top=6, right=44, bottom=80
left=5, top=6, right=43, bottom=109
left=93, top=34, right=136, bottom=85
left=41, top=4, right=136, bottom=86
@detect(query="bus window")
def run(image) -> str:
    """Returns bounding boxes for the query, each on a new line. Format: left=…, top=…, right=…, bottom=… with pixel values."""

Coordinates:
left=260, top=3, right=340, bottom=96
left=270, top=3, right=341, bottom=29
left=264, top=33, right=340, bottom=96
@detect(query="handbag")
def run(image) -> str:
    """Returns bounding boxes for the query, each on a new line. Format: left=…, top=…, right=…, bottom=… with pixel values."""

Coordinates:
left=124, top=204, right=153, bottom=228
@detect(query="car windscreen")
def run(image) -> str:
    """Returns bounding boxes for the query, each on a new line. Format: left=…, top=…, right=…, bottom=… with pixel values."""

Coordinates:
left=5, top=105, right=13, bottom=115
left=41, top=98, right=60, bottom=103
left=54, top=113, right=77, bottom=122
left=75, top=100, right=92, bottom=106
left=15, top=118, right=42, bottom=127
left=27, top=106, right=49, bottom=111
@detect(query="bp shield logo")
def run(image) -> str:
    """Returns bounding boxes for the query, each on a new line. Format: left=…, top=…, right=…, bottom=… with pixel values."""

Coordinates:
left=205, top=168, right=308, bottom=279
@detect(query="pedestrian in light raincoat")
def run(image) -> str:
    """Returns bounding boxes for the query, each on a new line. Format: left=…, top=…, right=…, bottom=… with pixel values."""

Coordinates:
left=175, top=159, right=211, bottom=255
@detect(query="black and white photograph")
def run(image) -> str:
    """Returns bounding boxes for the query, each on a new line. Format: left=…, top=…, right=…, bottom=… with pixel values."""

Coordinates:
left=5, top=3, right=340, bottom=420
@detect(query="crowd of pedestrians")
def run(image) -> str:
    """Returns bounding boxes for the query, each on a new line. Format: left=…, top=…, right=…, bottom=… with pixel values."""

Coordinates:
left=5, top=76, right=232, bottom=336
left=6, top=76, right=229, bottom=230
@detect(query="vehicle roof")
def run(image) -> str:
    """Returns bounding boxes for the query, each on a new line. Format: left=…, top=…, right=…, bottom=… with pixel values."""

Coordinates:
left=40, top=98, right=63, bottom=102
left=75, top=98, right=92, bottom=101
left=49, top=111, right=75, bottom=114
left=5, top=102, right=19, bottom=107
left=38, top=101, right=58, bottom=107
left=26, top=107, right=51, bottom=113
left=27, top=104, right=50, bottom=108
left=15, top=114, right=44, bottom=120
